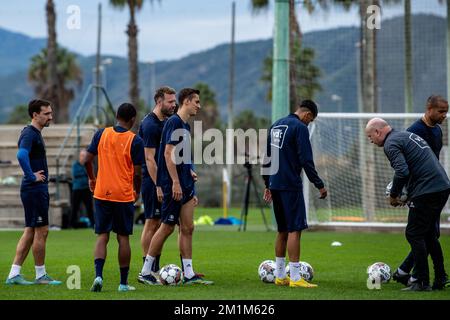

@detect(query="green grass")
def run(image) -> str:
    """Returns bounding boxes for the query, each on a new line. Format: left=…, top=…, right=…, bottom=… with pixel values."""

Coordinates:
left=0, top=207, right=449, bottom=300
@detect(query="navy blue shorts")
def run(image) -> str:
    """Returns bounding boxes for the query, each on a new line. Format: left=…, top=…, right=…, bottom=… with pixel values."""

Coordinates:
left=271, top=189, right=308, bottom=232
left=160, top=186, right=195, bottom=225
left=94, top=199, right=135, bottom=235
left=21, top=188, right=49, bottom=228
left=141, top=178, right=161, bottom=220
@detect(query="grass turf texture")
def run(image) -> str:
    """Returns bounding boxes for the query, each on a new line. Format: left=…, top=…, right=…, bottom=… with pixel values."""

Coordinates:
left=0, top=207, right=449, bottom=300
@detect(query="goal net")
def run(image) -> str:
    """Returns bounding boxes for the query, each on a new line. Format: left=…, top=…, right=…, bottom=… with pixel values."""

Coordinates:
left=307, top=113, right=450, bottom=226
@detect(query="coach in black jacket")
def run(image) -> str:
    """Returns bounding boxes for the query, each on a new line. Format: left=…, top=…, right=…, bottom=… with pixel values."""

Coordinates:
left=365, top=118, right=450, bottom=291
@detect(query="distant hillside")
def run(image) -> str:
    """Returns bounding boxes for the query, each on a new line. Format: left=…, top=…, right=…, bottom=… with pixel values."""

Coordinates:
left=0, top=14, right=447, bottom=122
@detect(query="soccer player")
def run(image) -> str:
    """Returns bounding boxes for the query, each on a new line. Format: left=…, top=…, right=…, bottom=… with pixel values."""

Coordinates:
left=140, top=88, right=213, bottom=285
left=366, top=118, right=450, bottom=291
left=393, top=95, right=450, bottom=289
left=262, top=100, right=327, bottom=288
left=137, top=86, right=177, bottom=282
left=5, top=99, right=61, bottom=285
left=84, top=103, right=144, bottom=292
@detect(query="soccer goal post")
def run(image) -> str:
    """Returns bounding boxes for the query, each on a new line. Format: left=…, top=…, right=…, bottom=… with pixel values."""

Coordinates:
left=306, top=113, right=450, bottom=229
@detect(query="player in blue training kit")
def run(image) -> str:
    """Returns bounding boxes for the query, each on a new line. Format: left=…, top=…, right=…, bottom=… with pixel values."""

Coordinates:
left=262, top=100, right=327, bottom=288
left=5, top=99, right=61, bottom=286
left=141, top=88, right=213, bottom=285
left=137, top=86, right=177, bottom=283
left=393, top=95, right=450, bottom=290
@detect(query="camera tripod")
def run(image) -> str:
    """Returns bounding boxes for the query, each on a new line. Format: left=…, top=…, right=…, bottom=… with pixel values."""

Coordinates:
left=238, top=162, right=270, bottom=232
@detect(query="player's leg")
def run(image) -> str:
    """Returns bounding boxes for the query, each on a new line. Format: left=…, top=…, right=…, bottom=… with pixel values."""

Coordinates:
left=393, top=252, right=414, bottom=286
left=6, top=227, right=35, bottom=285
left=112, top=201, right=135, bottom=292
left=179, top=197, right=195, bottom=277
left=81, top=188, right=95, bottom=227
left=141, top=219, right=160, bottom=264
left=271, top=190, right=289, bottom=285
left=403, top=196, right=432, bottom=291
left=70, top=189, right=82, bottom=228
left=91, top=199, right=112, bottom=292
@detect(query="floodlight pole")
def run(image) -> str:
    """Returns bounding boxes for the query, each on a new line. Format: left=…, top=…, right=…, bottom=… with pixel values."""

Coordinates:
left=227, top=1, right=236, bottom=208
left=95, top=3, right=102, bottom=126
left=272, top=0, right=290, bottom=123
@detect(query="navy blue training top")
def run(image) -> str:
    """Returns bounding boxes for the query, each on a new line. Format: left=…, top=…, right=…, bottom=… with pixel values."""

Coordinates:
left=264, top=114, right=324, bottom=191
left=87, top=126, right=145, bottom=165
left=407, top=119, right=442, bottom=160
left=18, top=125, right=48, bottom=191
left=138, top=112, right=165, bottom=182
left=156, top=114, right=194, bottom=191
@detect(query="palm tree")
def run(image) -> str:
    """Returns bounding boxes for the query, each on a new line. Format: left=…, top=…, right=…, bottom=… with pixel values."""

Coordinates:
left=45, top=0, right=61, bottom=121
left=109, top=0, right=157, bottom=121
left=28, top=47, right=83, bottom=121
left=193, top=82, right=220, bottom=132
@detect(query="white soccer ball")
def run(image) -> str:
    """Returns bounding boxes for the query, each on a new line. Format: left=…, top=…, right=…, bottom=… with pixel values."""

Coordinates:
left=285, top=261, right=314, bottom=281
left=159, top=264, right=183, bottom=285
left=258, top=260, right=276, bottom=283
left=367, top=262, right=391, bottom=284
left=385, top=181, right=408, bottom=202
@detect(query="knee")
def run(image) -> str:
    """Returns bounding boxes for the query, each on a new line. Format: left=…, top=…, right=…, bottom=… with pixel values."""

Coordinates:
left=35, top=228, right=49, bottom=240
left=180, top=224, right=194, bottom=236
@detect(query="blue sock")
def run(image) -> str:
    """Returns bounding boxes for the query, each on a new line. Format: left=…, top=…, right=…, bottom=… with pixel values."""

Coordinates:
left=94, top=258, right=105, bottom=279
left=120, top=267, right=129, bottom=285
left=152, top=255, right=161, bottom=272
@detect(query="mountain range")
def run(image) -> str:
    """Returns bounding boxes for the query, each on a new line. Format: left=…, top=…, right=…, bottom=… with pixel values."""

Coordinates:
left=0, top=14, right=447, bottom=122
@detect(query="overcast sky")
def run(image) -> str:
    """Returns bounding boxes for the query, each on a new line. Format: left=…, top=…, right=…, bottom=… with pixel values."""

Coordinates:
left=0, top=0, right=445, bottom=62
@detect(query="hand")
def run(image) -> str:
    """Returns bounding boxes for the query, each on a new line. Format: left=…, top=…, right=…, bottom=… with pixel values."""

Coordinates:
left=88, top=178, right=96, bottom=193
left=191, top=170, right=198, bottom=182
left=156, top=186, right=164, bottom=203
left=193, top=196, right=199, bottom=207
left=34, top=170, right=46, bottom=182
left=263, top=188, right=272, bottom=204
left=389, top=196, right=405, bottom=207
left=319, top=187, right=327, bottom=199
left=172, top=181, right=183, bottom=201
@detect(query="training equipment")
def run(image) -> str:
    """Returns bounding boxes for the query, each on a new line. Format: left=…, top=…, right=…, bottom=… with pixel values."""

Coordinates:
left=307, top=113, right=450, bottom=225
left=385, top=181, right=408, bottom=202
left=118, top=284, right=136, bottom=292
left=5, top=274, right=34, bottom=285
left=367, top=262, right=391, bottom=284
left=34, top=274, right=62, bottom=285
left=159, top=264, right=183, bottom=286
left=285, top=262, right=314, bottom=281
left=289, top=278, right=318, bottom=288
left=258, top=260, right=276, bottom=283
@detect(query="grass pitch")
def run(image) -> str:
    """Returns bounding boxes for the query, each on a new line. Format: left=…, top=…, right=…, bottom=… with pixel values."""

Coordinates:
left=0, top=207, right=449, bottom=300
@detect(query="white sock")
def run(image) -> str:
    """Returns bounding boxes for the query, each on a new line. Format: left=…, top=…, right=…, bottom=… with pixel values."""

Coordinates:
left=410, top=276, right=417, bottom=283
left=289, top=262, right=301, bottom=282
left=35, top=265, right=46, bottom=279
left=141, top=255, right=155, bottom=276
left=275, top=257, right=286, bottom=279
left=8, top=264, right=21, bottom=279
left=182, top=259, right=195, bottom=279
left=397, top=268, right=408, bottom=276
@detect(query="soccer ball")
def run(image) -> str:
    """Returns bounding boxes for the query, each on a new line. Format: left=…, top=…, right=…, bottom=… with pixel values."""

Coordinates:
left=367, top=262, right=391, bottom=284
left=285, top=261, right=314, bottom=281
left=258, top=260, right=276, bottom=283
left=159, top=264, right=183, bottom=285
left=385, top=181, right=408, bottom=202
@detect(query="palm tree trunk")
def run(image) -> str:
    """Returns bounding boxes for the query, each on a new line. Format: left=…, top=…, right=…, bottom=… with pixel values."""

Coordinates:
left=404, top=0, right=413, bottom=113
left=360, top=0, right=376, bottom=222
left=127, top=1, right=140, bottom=120
left=46, top=0, right=63, bottom=122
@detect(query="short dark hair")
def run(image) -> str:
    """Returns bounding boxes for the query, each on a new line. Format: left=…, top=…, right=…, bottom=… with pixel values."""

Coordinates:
left=178, top=88, right=200, bottom=106
left=153, top=86, right=176, bottom=104
left=116, top=103, right=137, bottom=122
left=427, top=95, right=448, bottom=108
left=299, top=100, right=318, bottom=118
left=28, top=99, right=51, bottom=118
